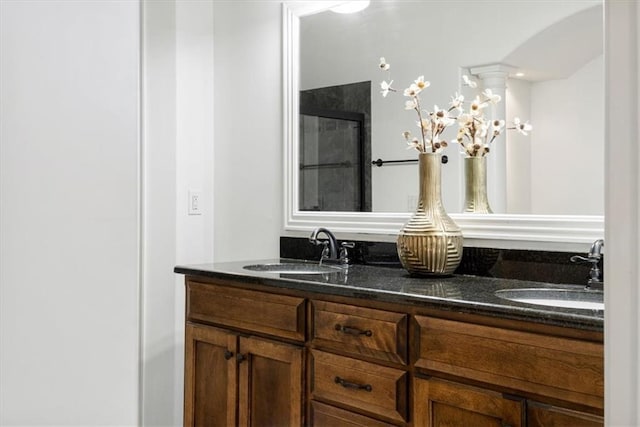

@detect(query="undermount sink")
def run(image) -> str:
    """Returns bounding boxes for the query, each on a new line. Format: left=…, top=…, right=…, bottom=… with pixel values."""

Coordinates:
left=243, top=262, right=342, bottom=275
left=495, top=287, right=604, bottom=310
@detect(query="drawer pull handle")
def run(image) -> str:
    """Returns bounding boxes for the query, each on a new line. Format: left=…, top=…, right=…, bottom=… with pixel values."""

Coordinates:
left=334, top=376, right=372, bottom=392
left=224, top=350, right=234, bottom=360
left=335, top=324, right=373, bottom=337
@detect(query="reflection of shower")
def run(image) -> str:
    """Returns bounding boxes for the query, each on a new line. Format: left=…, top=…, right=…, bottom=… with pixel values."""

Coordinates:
left=299, top=107, right=365, bottom=211
left=299, top=81, right=372, bottom=212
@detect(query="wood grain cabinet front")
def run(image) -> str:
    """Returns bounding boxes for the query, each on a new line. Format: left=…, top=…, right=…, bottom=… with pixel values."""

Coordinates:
left=414, top=315, right=604, bottom=412
left=187, top=280, right=306, bottom=341
left=310, top=349, right=408, bottom=424
left=309, top=401, right=396, bottom=427
left=184, top=322, right=304, bottom=427
left=311, top=300, right=408, bottom=364
left=527, top=401, right=604, bottom=427
left=181, top=276, right=603, bottom=427
left=413, top=377, right=525, bottom=427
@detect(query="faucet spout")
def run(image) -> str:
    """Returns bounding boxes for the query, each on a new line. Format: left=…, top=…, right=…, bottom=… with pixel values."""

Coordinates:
left=571, top=239, right=604, bottom=288
left=588, top=239, right=604, bottom=258
left=309, top=227, right=339, bottom=260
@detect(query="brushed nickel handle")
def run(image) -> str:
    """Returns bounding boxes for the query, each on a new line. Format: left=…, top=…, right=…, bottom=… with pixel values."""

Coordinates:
left=224, top=350, right=234, bottom=360
left=334, top=376, right=372, bottom=392
left=334, top=324, right=373, bottom=337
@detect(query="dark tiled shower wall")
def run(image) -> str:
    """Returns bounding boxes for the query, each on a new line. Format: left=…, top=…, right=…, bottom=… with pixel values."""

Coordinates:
left=280, top=237, right=599, bottom=286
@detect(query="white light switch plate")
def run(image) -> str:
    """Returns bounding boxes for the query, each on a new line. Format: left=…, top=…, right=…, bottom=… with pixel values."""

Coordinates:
left=188, top=190, right=202, bottom=215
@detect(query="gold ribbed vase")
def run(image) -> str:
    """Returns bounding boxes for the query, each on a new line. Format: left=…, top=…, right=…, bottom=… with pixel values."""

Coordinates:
left=397, top=153, right=463, bottom=276
left=463, top=156, right=493, bottom=213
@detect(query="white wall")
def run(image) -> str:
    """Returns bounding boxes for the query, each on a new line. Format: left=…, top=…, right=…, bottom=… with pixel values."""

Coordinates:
left=0, top=1, right=140, bottom=425
left=141, top=2, right=179, bottom=426
left=530, top=55, right=604, bottom=215
left=212, top=1, right=282, bottom=262
left=605, top=2, right=640, bottom=425
left=142, top=1, right=215, bottom=425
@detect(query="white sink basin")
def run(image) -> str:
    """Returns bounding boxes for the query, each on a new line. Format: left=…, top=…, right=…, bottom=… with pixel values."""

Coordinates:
left=495, top=288, right=604, bottom=310
left=243, top=262, right=342, bottom=275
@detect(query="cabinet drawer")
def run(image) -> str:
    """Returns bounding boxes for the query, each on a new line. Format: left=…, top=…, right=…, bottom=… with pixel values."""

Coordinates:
left=414, top=316, right=604, bottom=410
left=310, top=350, right=408, bottom=423
left=187, top=280, right=305, bottom=341
left=310, top=401, right=395, bottom=427
left=311, top=300, right=408, bottom=364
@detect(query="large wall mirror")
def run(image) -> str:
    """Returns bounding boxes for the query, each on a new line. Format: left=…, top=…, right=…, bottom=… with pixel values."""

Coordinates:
left=283, top=1, right=604, bottom=250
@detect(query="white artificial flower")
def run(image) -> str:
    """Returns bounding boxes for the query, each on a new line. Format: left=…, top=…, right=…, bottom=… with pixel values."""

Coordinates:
left=449, top=92, right=464, bottom=111
left=482, top=89, right=502, bottom=104
left=379, top=57, right=390, bottom=71
left=469, top=96, right=488, bottom=116
left=457, top=113, right=473, bottom=126
left=403, top=84, right=421, bottom=97
left=380, top=80, right=393, bottom=97
left=433, top=105, right=454, bottom=127
left=491, top=119, right=505, bottom=136
left=405, top=99, right=417, bottom=110
left=418, top=118, right=432, bottom=131
left=414, top=75, right=430, bottom=91
left=513, top=117, right=533, bottom=135
left=407, top=137, right=421, bottom=151
left=462, top=75, right=477, bottom=88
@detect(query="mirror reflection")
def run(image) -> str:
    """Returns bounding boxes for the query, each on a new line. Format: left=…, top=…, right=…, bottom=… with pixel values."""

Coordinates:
left=299, top=0, right=603, bottom=215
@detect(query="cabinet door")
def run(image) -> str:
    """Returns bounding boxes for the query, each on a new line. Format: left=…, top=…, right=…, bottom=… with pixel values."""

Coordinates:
left=309, top=401, right=395, bottom=427
left=527, top=401, right=603, bottom=427
left=184, top=323, right=238, bottom=427
left=238, top=336, right=304, bottom=427
left=414, top=377, right=524, bottom=427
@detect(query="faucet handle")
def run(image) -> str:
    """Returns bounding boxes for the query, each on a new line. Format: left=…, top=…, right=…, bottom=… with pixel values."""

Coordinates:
left=570, top=255, right=595, bottom=264
left=339, top=242, right=356, bottom=266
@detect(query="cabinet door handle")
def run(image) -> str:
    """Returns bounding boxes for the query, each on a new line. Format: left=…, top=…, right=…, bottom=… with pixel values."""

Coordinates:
left=334, top=376, right=372, bottom=392
left=224, top=350, right=234, bottom=360
left=236, top=353, right=246, bottom=363
left=334, top=324, right=373, bottom=337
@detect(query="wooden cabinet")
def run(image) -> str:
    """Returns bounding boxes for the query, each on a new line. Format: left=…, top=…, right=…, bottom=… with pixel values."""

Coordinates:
left=311, top=300, right=408, bottom=364
left=184, top=322, right=304, bottom=427
left=182, top=275, right=603, bottom=427
left=184, top=323, right=237, bottom=426
left=184, top=281, right=305, bottom=426
left=527, top=401, right=604, bottom=427
left=414, top=316, right=604, bottom=412
left=414, top=377, right=525, bottom=427
left=309, top=401, right=395, bottom=427
left=309, top=300, right=409, bottom=425
left=309, top=350, right=407, bottom=423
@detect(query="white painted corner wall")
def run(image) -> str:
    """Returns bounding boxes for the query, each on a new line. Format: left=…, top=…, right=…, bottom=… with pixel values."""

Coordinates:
left=0, top=1, right=141, bottom=425
left=211, top=1, right=282, bottom=263
left=604, top=1, right=640, bottom=425
left=142, top=0, right=216, bottom=425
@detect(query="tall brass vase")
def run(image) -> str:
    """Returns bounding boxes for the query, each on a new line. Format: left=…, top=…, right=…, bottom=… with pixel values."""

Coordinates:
left=463, top=156, right=493, bottom=213
left=397, top=153, right=463, bottom=276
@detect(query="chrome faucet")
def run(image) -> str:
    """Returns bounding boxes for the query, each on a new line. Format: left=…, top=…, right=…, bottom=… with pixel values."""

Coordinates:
left=570, top=239, right=604, bottom=288
left=309, top=227, right=354, bottom=266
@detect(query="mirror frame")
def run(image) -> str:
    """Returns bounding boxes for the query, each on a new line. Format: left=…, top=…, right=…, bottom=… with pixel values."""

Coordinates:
left=282, top=3, right=603, bottom=251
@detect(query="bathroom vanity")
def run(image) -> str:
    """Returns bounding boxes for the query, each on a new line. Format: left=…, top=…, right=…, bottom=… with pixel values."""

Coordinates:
left=175, top=261, right=603, bottom=426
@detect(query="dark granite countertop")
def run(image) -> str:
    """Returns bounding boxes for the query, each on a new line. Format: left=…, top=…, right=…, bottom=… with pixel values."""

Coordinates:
left=174, top=259, right=603, bottom=332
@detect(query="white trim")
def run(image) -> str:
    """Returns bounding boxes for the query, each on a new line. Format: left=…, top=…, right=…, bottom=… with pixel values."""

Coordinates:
left=282, top=4, right=604, bottom=252
left=605, top=1, right=640, bottom=425
left=137, top=1, right=145, bottom=425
